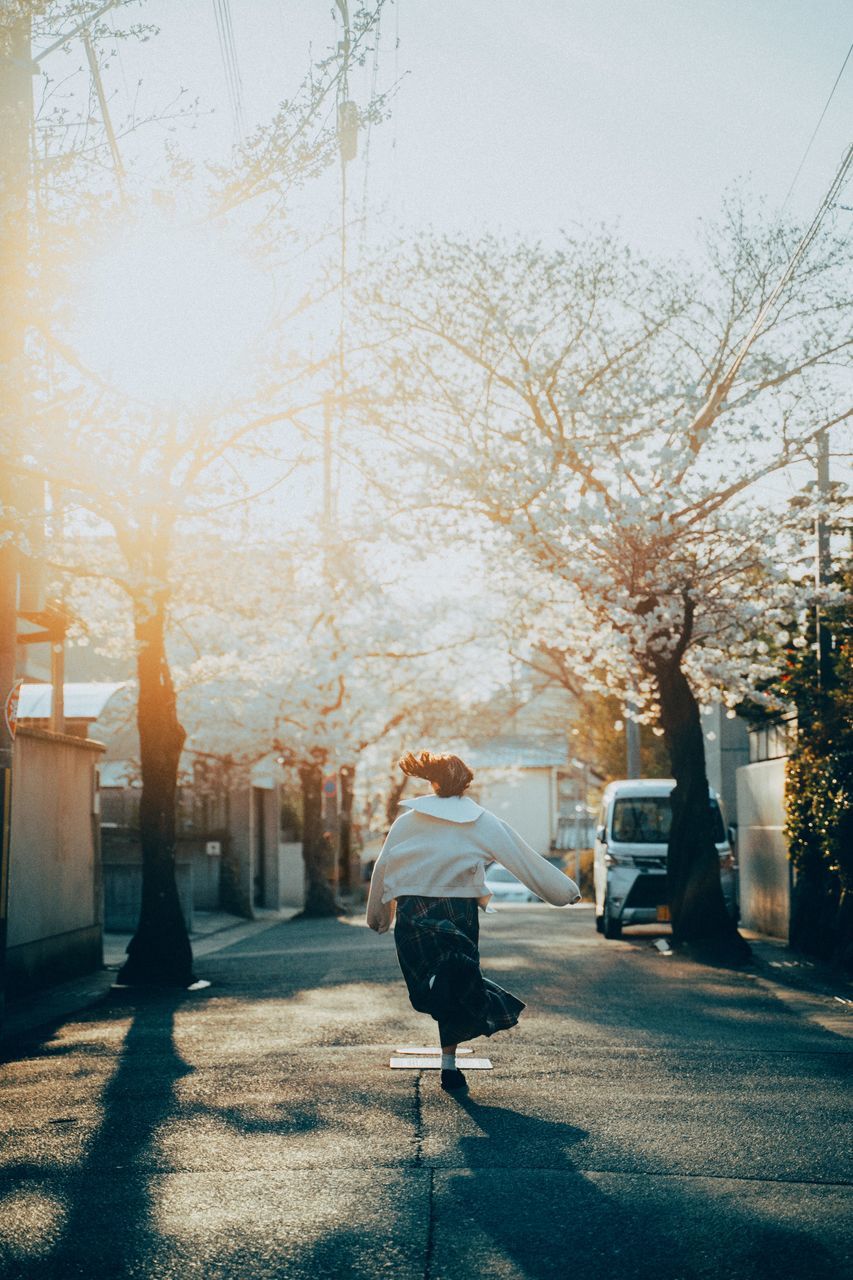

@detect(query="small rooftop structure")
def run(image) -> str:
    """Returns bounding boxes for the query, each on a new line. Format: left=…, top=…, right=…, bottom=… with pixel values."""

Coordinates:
left=19, top=683, right=127, bottom=737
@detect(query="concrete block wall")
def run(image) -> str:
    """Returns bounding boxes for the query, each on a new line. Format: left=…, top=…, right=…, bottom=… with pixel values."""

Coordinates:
left=736, top=757, right=790, bottom=938
left=7, top=728, right=105, bottom=994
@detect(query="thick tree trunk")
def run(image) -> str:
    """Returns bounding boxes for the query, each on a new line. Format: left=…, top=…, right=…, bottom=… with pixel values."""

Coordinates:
left=117, top=592, right=194, bottom=986
left=338, top=764, right=355, bottom=894
left=654, top=656, right=748, bottom=958
left=295, top=760, right=343, bottom=918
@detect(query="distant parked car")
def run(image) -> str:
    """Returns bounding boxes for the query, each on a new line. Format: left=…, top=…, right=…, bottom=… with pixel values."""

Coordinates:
left=593, top=779, right=737, bottom=939
left=484, top=864, right=541, bottom=903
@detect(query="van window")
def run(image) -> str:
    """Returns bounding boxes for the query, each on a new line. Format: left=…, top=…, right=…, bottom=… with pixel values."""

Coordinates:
left=612, top=797, right=671, bottom=843
left=611, top=796, right=726, bottom=843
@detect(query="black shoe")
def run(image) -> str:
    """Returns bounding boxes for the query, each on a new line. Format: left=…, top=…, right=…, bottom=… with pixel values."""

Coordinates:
left=440, top=1067, right=468, bottom=1092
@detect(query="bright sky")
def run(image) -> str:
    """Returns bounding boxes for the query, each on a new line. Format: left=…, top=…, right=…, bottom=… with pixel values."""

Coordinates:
left=54, top=0, right=853, bottom=257
left=42, top=1, right=853, bottom=531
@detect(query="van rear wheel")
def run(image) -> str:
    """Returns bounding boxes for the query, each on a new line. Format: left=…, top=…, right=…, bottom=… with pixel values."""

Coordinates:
left=603, top=897, right=622, bottom=940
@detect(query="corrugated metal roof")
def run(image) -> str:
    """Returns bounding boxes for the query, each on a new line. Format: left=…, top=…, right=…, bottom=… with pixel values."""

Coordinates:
left=466, top=736, right=569, bottom=770
left=19, top=682, right=127, bottom=720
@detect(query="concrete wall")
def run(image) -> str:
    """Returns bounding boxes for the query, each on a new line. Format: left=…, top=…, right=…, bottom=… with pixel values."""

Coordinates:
left=278, top=842, right=305, bottom=909
left=736, top=757, right=790, bottom=939
left=189, top=839, right=222, bottom=912
left=7, top=727, right=105, bottom=993
left=470, top=768, right=555, bottom=855
left=101, top=829, right=194, bottom=933
left=256, top=785, right=281, bottom=910
left=221, top=783, right=280, bottom=917
left=101, top=782, right=280, bottom=923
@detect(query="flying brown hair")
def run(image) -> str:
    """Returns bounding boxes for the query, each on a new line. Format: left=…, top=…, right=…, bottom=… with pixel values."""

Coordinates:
left=398, top=750, right=474, bottom=798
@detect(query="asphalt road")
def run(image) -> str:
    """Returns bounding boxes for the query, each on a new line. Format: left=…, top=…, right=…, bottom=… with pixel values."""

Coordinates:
left=1, top=906, right=851, bottom=1279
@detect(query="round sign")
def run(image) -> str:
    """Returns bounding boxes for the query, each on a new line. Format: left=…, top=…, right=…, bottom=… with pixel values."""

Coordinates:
left=4, top=679, right=24, bottom=742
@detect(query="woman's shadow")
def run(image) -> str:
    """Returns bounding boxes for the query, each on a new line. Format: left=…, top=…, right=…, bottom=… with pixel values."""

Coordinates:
left=449, top=1090, right=587, bottom=1167
left=438, top=1091, right=840, bottom=1280
left=436, top=1091, right=593, bottom=1279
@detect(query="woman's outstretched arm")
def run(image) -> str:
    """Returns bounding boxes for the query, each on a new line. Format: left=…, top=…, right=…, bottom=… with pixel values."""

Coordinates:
left=482, top=815, right=581, bottom=906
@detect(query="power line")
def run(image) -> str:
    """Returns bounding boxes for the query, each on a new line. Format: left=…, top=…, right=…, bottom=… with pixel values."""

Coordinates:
left=221, top=0, right=245, bottom=134
left=690, top=138, right=853, bottom=448
left=782, top=41, right=852, bottom=208
left=212, top=0, right=245, bottom=145
left=729, top=141, right=853, bottom=382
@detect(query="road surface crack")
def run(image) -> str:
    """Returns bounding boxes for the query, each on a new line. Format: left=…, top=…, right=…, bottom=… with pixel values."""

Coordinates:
left=412, top=1072, right=424, bottom=1165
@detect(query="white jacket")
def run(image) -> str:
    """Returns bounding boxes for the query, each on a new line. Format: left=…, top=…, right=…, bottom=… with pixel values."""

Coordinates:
left=366, top=794, right=581, bottom=933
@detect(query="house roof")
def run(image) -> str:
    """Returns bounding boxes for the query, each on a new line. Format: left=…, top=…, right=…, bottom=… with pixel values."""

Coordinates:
left=19, top=682, right=127, bottom=721
left=465, top=736, right=569, bottom=770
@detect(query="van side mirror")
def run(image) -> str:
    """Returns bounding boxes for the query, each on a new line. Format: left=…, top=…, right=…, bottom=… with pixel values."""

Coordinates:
left=596, top=825, right=606, bottom=842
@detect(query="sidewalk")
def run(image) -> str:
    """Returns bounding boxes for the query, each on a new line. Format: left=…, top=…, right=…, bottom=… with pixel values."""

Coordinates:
left=2, top=909, right=294, bottom=1048
left=742, top=929, right=853, bottom=999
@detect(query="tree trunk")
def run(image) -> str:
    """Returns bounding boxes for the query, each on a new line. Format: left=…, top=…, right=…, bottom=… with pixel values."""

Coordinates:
left=295, top=760, right=343, bottom=917
left=789, top=861, right=836, bottom=959
left=654, top=656, right=748, bottom=958
left=833, top=883, right=853, bottom=970
left=117, top=590, right=194, bottom=986
left=385, top=773, right=407, bottom=827
left=790, top=860, right=853, bottom=970
left=338, top=763, right=355, bottom=894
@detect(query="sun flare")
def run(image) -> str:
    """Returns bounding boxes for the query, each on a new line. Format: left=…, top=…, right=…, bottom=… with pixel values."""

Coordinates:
left=70, top=215, right=273, bottom=408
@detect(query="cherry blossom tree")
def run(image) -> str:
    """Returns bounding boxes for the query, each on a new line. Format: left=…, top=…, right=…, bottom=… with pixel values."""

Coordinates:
left=170, top=534, right=502, bottom=917
left=368, top=202, right=852, bottom=955
left=6, top=1, right=388, bottom=982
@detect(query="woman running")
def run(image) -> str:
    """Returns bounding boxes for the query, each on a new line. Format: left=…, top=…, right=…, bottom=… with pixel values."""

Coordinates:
left=367, top=750, right=581, bottom=1092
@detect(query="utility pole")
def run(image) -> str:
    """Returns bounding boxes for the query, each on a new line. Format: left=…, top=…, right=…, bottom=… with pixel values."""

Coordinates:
left=625, top=705, right=641, bottom=779
left=815, top=427, right=832, bottom=690
left=0, top=14, right=34, bottom=1025
left=315, top=1, right=358, bottom=898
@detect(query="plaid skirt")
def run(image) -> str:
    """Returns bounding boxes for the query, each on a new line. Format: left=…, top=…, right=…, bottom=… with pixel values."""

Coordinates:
left=394, top=895, right=526, bottom=1045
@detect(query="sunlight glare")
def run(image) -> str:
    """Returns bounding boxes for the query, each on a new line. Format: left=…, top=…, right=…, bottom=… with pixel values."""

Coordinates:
left=72, top=216, right=272, bottom=408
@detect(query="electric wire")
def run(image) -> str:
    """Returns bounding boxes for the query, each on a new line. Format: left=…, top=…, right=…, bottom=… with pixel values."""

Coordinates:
left=723, top=140, right=853, bottom=391
left=212, top=0, right=245, bottom=145
left=782, top=41, right=852, bottom=209
left=213, top=0, right=240, bottom=132
left=221, top=0, right=246, bottom=136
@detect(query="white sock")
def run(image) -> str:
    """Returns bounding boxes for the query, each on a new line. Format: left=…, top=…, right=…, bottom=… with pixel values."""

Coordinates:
left=428, top=974, right=436, bottom=989
left=441, top=1052, right=456, bottom=1070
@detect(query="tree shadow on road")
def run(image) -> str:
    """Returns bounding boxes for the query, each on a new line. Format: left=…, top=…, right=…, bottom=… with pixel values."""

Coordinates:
left=439, top=1091, right=842, bottom=1280
left=0, top=990, right=193, bottom=1278
left=0, top=978, right=425, bottom=1279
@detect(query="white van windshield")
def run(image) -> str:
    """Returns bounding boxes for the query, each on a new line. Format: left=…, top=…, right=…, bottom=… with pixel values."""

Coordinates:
left=611, top=796, right=725, bottom=844
left=612, top=797, right=671, bottom=843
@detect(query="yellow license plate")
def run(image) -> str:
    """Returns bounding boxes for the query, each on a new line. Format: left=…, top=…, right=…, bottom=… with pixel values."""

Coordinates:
left=656, top=905, right=671, bottom=922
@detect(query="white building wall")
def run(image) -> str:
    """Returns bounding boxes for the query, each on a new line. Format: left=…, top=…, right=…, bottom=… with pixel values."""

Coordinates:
left=470, top=768, right=554, bottom=855
left=736, top=757, right=790, bottom=939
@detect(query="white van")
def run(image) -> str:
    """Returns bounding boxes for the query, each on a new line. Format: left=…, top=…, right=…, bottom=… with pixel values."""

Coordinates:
left=593, top=778, right=737, bottom=939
